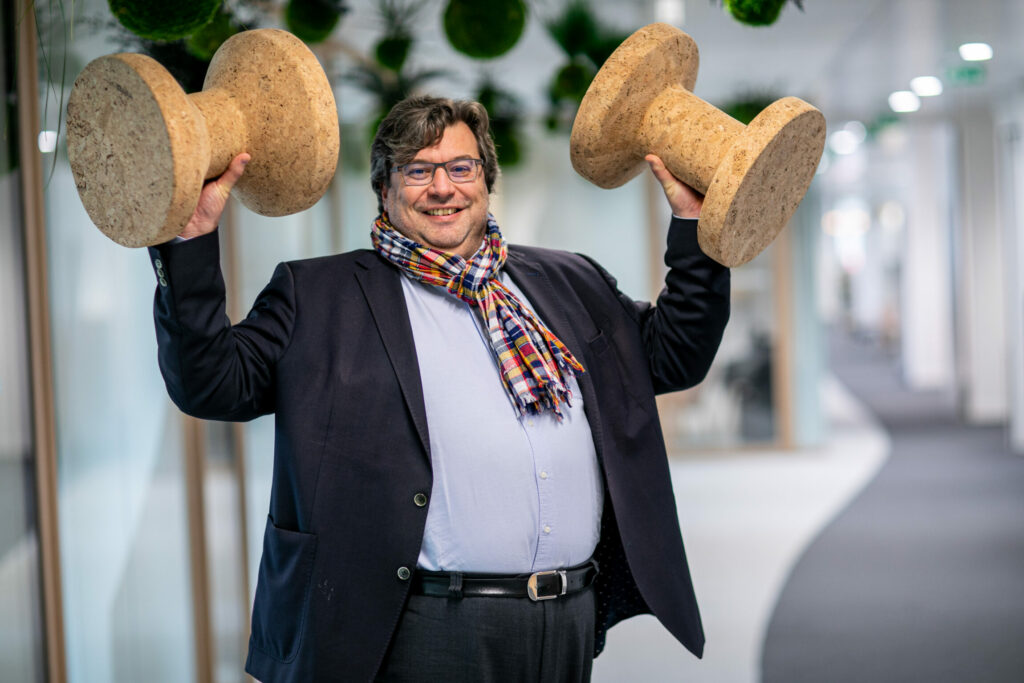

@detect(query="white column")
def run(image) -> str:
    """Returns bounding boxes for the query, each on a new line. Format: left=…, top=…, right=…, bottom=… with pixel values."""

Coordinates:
left=954, top=108, right=1007, bottom=423
left=900, top=122, right=956, bottom=390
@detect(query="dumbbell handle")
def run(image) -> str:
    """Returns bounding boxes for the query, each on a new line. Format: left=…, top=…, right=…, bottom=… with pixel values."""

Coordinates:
left=640, top=85, right=745, bottom=193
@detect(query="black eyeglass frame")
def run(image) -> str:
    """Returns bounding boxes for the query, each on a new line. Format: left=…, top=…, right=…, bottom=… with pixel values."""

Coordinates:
left=392, top=158, right=484, bottom=186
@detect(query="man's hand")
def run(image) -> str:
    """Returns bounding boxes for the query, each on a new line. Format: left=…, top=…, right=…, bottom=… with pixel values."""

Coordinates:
left=646, top=154, right=703, bottom=219
left=179, top=153, right=251, bottom=240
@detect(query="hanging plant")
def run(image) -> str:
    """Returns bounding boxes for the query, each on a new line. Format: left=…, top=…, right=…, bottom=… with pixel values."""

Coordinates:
left=185, top=7, right=243, bottom=61
left=544, top=0, right=630, bottom=132
left=443, top=0, right=527, bottom=59
left=285, top=0, right=349, bottom=44
left=348, top=0, right=448, bottom=140
left=719, top=0, right=804, bottom=27
left=373, top=0, right=422, bottom=72
left=475, top=75, right=524, bottom=167
left=108, top=0, right=222, bottom=41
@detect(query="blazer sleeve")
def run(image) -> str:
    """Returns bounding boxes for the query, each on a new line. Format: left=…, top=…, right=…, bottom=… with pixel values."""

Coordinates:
left=582, top=217, right=731, bottom=394
left=148, top=231, right=295, bottom=421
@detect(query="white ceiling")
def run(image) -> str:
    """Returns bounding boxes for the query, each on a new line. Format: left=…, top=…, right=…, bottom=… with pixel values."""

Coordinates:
left=331, top=0, right=1021, bottom=130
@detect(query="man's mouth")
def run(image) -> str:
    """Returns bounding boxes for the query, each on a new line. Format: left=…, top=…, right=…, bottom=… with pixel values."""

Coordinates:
left=423, top=207, right=462, bottom=216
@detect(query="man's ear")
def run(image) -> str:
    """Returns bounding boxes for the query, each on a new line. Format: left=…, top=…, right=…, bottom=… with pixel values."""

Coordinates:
left=380, top=184, right=389, bottom=205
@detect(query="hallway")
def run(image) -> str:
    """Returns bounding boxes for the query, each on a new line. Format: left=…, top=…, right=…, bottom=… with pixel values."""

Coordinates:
left=594, top=330, right=1024, bottom=682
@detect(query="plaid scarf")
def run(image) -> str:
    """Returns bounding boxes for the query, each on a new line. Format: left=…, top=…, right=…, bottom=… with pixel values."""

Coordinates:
left=372, top=213, right=585, bottom=418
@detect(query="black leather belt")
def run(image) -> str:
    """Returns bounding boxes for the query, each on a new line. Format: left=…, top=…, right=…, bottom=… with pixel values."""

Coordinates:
left=411, top=560, right=598, bottom=601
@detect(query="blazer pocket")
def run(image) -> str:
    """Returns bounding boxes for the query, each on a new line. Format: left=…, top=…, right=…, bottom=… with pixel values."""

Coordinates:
left=250, top=516, right=318, bottom=663
left=586, top=329, right=609, bottom=356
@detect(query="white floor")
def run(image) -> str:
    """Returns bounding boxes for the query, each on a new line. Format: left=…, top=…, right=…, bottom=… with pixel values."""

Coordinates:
left=593, top=376, right=891, bottom=683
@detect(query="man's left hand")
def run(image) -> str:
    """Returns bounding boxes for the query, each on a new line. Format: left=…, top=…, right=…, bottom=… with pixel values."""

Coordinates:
left=646, top=154, right=703, bottom=219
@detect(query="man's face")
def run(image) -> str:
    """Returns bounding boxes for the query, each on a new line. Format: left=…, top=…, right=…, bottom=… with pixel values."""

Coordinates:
left=382, top=122, right=490, bottom=260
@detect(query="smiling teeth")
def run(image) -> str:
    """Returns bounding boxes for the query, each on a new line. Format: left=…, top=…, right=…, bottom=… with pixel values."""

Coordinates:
left=426, top=208, right=459, bottom=216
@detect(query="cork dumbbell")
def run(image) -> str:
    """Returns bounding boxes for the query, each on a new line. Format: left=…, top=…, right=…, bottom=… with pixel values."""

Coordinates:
left=66, top=29, right=339, bottom=248
left=571, top=23, right=826, bottom=267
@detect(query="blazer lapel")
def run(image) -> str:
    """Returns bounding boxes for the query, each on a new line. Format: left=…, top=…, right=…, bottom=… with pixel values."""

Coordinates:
left=505, top=249, right=607, bottom=467
left=353, top=253, right=431, bottom=459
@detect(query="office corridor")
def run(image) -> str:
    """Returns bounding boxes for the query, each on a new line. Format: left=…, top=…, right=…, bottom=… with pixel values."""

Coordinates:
left=594, top=331, right=1024, bottom=682
left=763, top=332, right=1024, bottom=682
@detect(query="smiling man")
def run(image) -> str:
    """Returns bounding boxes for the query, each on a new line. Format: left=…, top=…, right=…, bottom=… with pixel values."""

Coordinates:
left=149, top=95, right=731, bottom=682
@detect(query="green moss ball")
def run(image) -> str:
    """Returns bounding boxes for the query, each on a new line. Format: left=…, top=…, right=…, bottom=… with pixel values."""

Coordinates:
left=108, top=0, right=221, bottom=42
left=724, top=0, right=787, bottom=27
left=443, top=0, right=526, bottom=59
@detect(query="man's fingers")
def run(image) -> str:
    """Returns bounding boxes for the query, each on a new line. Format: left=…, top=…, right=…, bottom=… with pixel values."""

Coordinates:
left=214, top=153, right=251, bottom=198
left=645, top=154, right=676, bottom=191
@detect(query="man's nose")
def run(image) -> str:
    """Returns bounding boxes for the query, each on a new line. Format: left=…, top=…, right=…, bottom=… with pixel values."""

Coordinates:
left=428, top=165, right=454, bottom=195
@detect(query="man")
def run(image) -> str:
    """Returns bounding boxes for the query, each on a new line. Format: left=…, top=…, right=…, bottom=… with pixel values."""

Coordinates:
left=150, top=96, right=729, bottom=682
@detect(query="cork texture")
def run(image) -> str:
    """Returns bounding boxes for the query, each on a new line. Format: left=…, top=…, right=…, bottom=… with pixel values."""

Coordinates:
left=569, top=23, right=826, bottom=267
left=66, top=29, right=339, bottom=247
left=700, top=98, right=825, bottom=267
left=67, top=53, right=208, bottom=247
left=570, top=23, right=698, bottom=189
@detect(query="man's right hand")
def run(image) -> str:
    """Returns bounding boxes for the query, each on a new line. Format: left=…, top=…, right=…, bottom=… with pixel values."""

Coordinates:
left=178, top=153, right=251, bottom=240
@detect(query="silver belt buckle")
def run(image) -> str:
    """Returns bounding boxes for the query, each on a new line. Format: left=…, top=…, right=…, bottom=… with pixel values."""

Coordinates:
left=527, top=570, right=567, bottom=601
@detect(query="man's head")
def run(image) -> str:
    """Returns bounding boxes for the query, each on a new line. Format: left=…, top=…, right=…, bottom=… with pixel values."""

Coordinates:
left=371, top=96, right=500, bottom=259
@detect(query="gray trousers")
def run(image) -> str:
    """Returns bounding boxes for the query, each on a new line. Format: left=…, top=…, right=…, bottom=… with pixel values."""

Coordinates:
left=376, top=586, right=596, bottom=682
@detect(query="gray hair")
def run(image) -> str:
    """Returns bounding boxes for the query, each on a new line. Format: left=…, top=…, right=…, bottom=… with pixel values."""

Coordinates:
left=370, top=95, right=499, bottom=213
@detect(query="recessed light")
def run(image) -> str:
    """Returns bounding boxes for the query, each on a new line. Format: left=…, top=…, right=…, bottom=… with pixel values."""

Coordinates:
left=959, top=42, right=993, bottom=61
left=889, top=90, right=921, bottom=113
left=910, top=76, right=943, bottom=96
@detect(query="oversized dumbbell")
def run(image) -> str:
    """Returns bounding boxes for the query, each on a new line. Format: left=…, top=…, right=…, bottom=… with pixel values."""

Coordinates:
left=66, top=29, right=339, bottom=248
left=571, top=23, right=826, bottom=267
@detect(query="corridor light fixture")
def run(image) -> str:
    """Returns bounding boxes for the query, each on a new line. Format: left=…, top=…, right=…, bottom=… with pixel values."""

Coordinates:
left=888, top=90, right=920, bottom=113
left=910, top=76, right=943, bottom=97
left=37, top=130, right=58, bottom=153
left=959, top=42, right=993, bottom=61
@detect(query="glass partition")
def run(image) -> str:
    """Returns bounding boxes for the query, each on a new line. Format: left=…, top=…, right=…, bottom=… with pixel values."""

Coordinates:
left=35, top=1, right=197, bottom=680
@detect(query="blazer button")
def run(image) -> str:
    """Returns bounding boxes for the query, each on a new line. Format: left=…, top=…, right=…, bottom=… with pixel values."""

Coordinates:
left=413, top=493, right=428, bottom=507
left=397, top=566, right=411, bottom=581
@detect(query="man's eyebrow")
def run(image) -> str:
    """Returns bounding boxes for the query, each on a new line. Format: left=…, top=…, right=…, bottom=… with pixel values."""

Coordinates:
left=408, top=154, right=476, bottom=163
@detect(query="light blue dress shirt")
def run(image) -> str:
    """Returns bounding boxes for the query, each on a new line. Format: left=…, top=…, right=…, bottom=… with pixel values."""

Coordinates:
left=400, top=272, right=604, bottom=574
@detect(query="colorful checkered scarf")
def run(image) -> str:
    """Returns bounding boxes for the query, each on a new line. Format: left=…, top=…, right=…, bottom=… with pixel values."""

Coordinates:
left=372, top=212, right=585, bottom=418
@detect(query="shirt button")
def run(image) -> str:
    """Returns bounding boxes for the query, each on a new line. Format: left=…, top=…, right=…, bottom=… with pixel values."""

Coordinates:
left=539, top=471, right=549, bottom=480
left=413, top=492, right=428, bottom=507
left=397, top=566, right=411, bottom=581
left=543, top=525, right=552, bottom=534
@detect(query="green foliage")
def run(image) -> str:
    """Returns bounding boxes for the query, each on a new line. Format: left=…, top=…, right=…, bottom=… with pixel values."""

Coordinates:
left=544, top=0, right=630, bottom=132
left=285, top=0, right=348, bottom=44
left=107, top=0, right=222, bottom=41
left=443, top=0, right=527, bottom=59
left=185, top=7, right=242, bottom=61
left=722, top=0, right=795, bottom=27
left=375, top=35, right=411, bottom=71
left=476, top=76, right=524, bottom=167
left=546, top=0, right=598, bottom=57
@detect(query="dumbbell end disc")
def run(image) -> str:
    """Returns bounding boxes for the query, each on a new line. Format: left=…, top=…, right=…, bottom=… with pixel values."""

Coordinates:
left=570, top=23, right=699, bottom=189
left=698, top=97, right=826, bottom=267
left=67, top=53, right=207, bottom=248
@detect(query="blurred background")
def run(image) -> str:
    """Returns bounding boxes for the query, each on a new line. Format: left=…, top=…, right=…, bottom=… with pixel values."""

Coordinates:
left=3, top=0, right=1024, bottom=681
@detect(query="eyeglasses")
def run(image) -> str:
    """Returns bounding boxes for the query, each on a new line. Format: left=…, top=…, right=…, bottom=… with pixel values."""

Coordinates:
left=393, top=158, right=483, bottom=185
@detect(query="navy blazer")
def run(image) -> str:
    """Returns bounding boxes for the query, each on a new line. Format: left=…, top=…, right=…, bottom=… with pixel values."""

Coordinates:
left=149, top=217, right=730, bottom=682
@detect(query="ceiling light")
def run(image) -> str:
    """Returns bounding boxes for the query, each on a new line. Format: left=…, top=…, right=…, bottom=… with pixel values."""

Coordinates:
left=888, top=90, right=920, bottom=113
left=910, top=76, right=943, bottom=96
left=959, top=42, right=993, bottom=61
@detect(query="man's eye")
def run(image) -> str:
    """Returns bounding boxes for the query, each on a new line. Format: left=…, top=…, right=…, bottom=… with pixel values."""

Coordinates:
left=448, top=163, right=472, bottom=176
left=405, top=166, right=430, bottom=178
